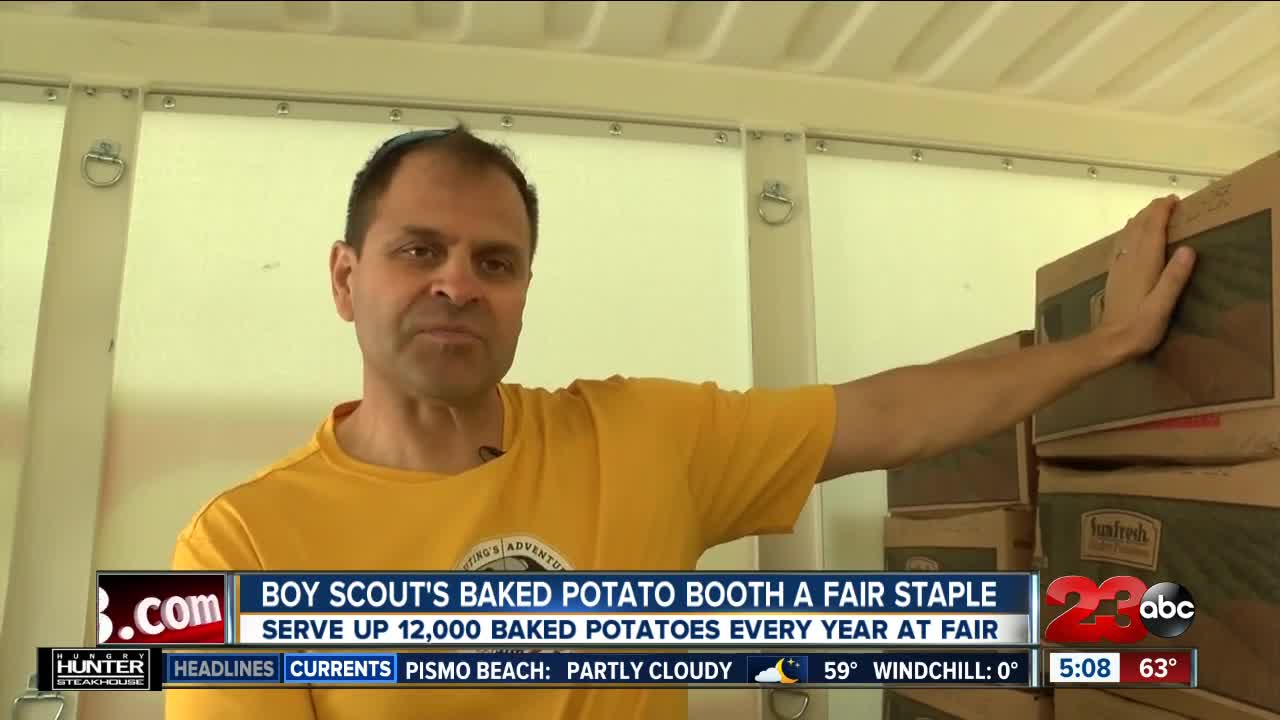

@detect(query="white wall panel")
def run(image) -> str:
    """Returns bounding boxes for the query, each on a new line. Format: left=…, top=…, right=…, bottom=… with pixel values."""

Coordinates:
left=86, top=110, right=752, bottom=719
left=0, top=99, right=63, bottom=632
left=807, top=155, right=1182, bottom=718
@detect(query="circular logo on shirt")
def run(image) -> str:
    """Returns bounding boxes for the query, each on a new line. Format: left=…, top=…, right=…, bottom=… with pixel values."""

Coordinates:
left=454, top=535, right=574, bottom=655
left=456, top=535, right=573, bottom=573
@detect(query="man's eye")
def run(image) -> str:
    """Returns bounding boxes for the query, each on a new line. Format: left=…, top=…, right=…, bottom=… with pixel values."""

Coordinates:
left=404, top=246, right=438, bottom=259
left=481, top=258, right=514, bottom=274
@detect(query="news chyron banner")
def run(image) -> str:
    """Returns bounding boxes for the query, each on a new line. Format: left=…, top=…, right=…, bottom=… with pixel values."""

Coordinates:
left=96, top=571, right=1037, bottom=649
left=67, top=570, right=1042, bottom=691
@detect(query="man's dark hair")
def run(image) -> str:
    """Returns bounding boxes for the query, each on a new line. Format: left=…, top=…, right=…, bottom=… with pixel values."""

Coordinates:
left=344, top=123, right=539, bottom=259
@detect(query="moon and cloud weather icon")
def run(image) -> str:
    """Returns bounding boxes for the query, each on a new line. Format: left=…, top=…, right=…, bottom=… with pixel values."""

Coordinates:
left=748, top=656, right=806, bottom=684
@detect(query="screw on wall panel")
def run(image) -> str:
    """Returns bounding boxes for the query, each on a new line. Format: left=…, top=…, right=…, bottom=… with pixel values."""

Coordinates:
left=389, top=109, right=402, bottom=122
left=911, top=149, right=924, bottom=162
left=713, top=131, right=727, bottom=144
left=815, top=140, right=828, bottom=152
left=1002, top=158, right=1013, bottom=170
left=45, top=88, right=58, bottom=101
left=783, top=133, right=793, bottom=142
left=750, top=130, right=763, bottom=141
left=276, top=102, right=290, bottom=116
left=121, top=88, right=133, bottom=99
left=501, top=115, right=513, bottom=129
left=163, top=96, right=176, bottom=109
left=84, top=87, right=97, bottom=96
left=1169, top=174, right=1179, bottom=186
left=608, top=123, right=622, bottom=136
left=1087, top=166, right=1098, bottom=178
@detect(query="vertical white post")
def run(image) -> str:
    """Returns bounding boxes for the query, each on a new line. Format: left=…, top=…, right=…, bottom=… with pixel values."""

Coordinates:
left=742, top=128, right=827, bottom=720
left=0, top=82, right=141, bottom=718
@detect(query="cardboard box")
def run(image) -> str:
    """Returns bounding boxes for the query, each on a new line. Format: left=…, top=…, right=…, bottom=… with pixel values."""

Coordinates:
left=1054, top=689, right=1186, bottom=719
left=1037, top=460, right=1280, bottom=715
left=1033, top=149, right=1280, bottom=463
left=884, top=508, right=1034, bottom=571
left=883, top=689, right=1052, bottom=720
left=887, top=331, right=1036, bottom=513
left=1032, top=508, right=1045, bottom=571
left=1109, top=689, right=1280, bottom=720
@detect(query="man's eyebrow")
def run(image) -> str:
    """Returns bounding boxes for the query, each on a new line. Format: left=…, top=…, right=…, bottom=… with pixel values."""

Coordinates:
left=398, top=225, right=446, bottom=242
left=474, top=239, right=525, bottom=256
left=392, top=225, right=527, bottom=258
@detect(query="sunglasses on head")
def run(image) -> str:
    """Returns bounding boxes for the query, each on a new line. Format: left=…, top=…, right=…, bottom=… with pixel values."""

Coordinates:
left=367, top=127, right=458, bottom=166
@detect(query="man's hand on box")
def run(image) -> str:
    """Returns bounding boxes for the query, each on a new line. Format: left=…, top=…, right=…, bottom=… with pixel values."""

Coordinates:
left=1098, top=194, right=1198, bottom=361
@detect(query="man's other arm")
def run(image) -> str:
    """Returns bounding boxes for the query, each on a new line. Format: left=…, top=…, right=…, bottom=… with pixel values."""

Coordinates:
left=165, top=510, right=317, bottom=720
left=819, top=195, right=1197, bottom=481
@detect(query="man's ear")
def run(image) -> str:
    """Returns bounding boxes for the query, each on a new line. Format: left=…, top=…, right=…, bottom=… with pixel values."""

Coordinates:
left=330, top=241, right=358, bottom=322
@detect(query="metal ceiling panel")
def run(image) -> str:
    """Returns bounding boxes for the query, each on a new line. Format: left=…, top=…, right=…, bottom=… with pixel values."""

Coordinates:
left=4, top=0, right=1279, bottom=133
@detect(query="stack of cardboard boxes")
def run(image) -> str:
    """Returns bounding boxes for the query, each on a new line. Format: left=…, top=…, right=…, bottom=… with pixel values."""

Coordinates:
left=880, top=331, right=1054, bottom=719
left=881, top=149, right=1279, bottom=719
left=1034, top=149, right=1280, bottom=720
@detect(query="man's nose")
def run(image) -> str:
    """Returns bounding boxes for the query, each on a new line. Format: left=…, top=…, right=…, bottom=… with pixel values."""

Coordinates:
left=431, top=256, right=483, bottom=306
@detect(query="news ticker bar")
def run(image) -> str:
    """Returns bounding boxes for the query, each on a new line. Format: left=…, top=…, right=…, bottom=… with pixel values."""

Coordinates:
left=35, top=647, right=1197, bottom=691
left=96, top=571, right=1039, bottom=648
left=42, top=648, right=1032, bottom=690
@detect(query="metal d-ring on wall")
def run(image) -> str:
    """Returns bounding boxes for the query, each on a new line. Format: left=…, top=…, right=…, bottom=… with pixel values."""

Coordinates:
left=769, top=686, right=810, bottom=719
left=11, top=672, right=65, bottom=720
left=81, top=140, right=126, bottom=188
left=758, top=180, right=795, bottom=226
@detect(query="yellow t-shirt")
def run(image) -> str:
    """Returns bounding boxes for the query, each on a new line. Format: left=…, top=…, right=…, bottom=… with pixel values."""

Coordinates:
left=165, top=376, right=836, bottom=720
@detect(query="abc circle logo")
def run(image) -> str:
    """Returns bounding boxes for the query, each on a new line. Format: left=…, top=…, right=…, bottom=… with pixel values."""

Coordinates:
left=1044, top=576, right=1196, bottom=643
left=1139, top=582, right=1196, bottom=638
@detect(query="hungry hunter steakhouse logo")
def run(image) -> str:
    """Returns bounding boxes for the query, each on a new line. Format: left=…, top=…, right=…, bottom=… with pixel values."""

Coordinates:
left=49, top=648, right=153, bottom=690
left=58, top=652, right=145, bottom=677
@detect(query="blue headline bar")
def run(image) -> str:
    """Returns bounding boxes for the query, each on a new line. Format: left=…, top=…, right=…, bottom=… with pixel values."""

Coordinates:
left=234, top=572, right=1032, bottom=614
left=164, top=650, right=1033, bottom=687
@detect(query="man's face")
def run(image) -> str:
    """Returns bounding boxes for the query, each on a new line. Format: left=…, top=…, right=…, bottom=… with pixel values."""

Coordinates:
left=331, top=149, right=533, bottom=402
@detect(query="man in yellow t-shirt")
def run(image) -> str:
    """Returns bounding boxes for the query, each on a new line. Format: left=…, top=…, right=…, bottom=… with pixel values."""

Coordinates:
left=166, top=126, right=1195, bottom=719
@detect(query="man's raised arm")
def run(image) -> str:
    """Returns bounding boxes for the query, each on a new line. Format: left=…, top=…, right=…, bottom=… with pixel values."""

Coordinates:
left=819, top=195, right=1196, bottom=481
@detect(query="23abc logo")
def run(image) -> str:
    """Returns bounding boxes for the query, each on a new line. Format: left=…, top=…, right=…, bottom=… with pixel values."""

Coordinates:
left=1044, top=575, right=1196, bottom=643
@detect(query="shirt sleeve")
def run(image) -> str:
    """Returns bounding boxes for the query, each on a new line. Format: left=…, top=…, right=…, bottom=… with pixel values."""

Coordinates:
left=624, top=378, right=838, bottom=550
left=164, top=503, right=317, bottom=720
